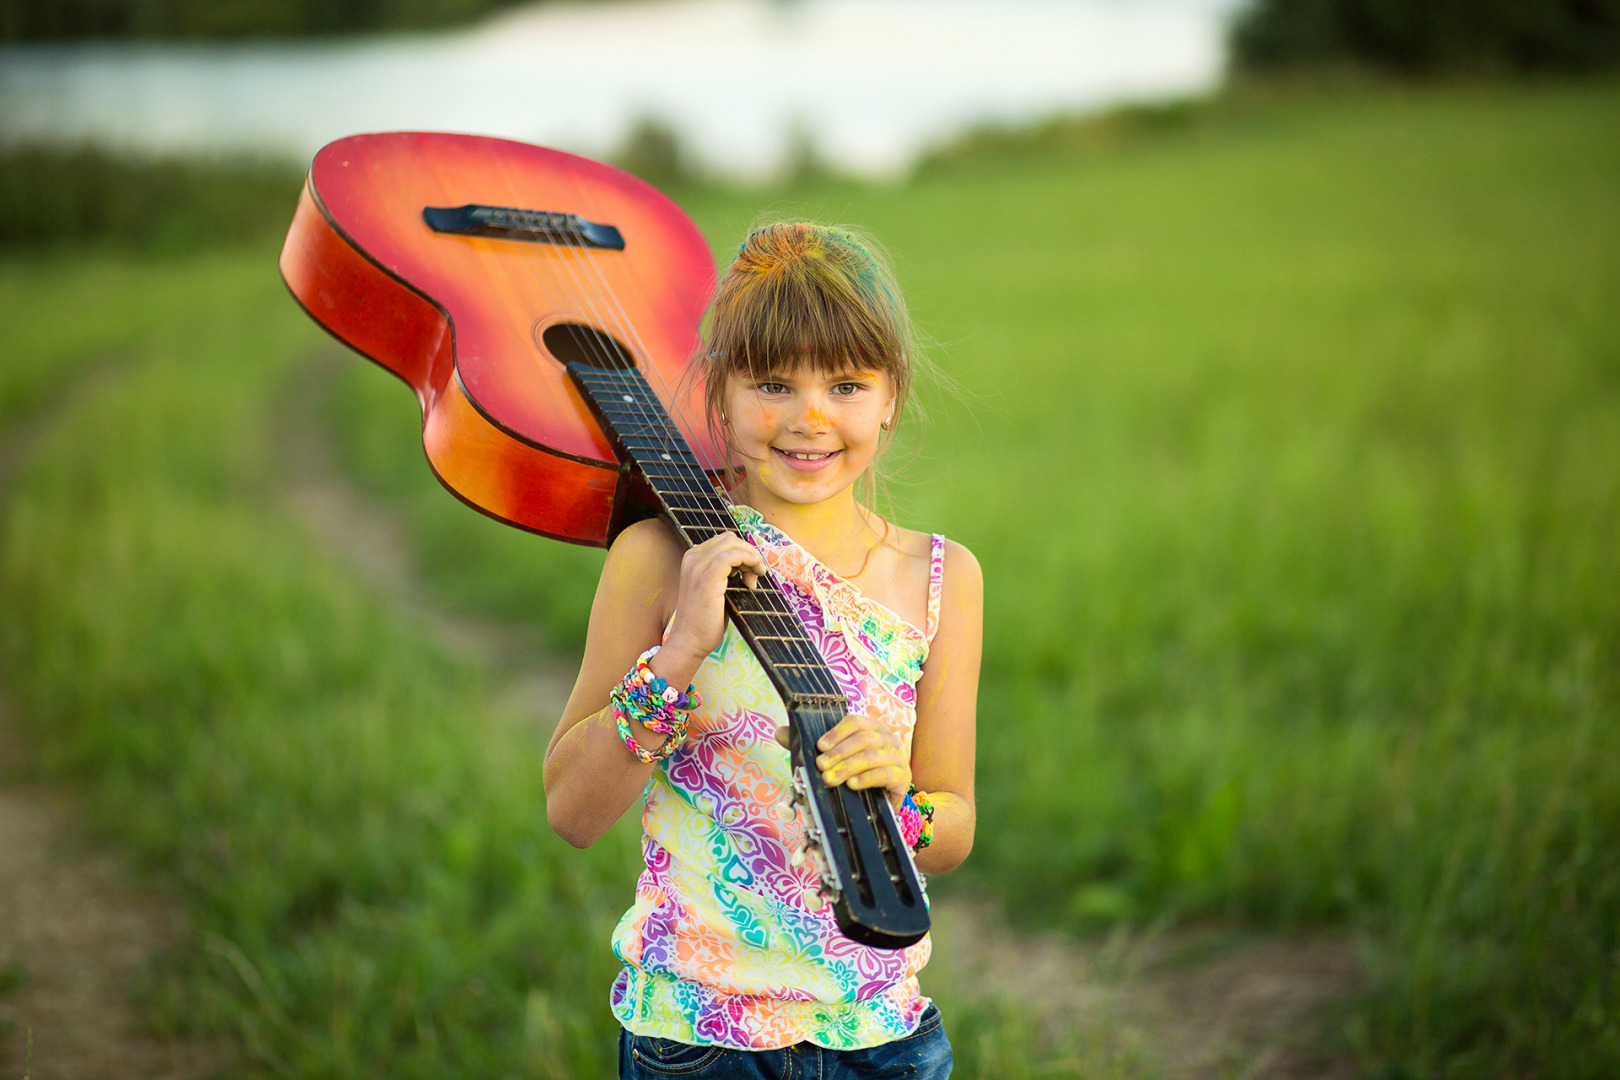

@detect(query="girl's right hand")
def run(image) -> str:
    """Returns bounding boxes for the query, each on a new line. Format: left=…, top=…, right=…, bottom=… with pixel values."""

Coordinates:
left=658, top=531, right=768, bottom=680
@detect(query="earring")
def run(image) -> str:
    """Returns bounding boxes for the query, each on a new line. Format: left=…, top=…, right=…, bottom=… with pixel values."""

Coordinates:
left=881, top=415, right=892, bottom=431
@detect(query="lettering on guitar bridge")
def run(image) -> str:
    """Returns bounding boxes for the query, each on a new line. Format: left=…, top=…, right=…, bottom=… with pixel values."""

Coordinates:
left=422, top=204, right=626, bottom=250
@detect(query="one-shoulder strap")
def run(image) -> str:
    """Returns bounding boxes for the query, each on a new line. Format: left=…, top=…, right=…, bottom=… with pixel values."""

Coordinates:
left=925, top=533, right=946, bottom=643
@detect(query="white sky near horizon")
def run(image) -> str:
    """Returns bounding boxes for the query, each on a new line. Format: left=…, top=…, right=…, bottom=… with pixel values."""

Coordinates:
left=0, top=0, right=1248, bottom=179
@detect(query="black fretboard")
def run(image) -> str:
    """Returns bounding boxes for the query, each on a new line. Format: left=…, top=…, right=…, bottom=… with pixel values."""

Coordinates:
left=567, top=361, right=848, bottom=714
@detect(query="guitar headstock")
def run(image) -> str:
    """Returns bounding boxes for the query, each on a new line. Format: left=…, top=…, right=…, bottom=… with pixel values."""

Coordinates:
left=782, top=704, right=930, bottom=950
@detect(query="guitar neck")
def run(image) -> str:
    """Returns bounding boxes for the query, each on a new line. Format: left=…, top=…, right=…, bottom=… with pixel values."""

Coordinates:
left=566, top=357, right=929, bottom=951
left=566, top=361, right=848, bottom=718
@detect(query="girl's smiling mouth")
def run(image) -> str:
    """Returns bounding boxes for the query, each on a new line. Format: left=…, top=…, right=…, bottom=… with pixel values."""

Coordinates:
left=774, top=447, right=843, bottom=471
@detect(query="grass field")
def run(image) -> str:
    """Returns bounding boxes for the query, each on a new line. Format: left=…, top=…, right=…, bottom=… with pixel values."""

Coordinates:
left=2, top=79, right=1618, bottom=1077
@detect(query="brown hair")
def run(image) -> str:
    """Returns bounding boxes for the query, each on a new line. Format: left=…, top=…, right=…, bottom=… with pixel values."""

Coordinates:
left=699, top=222, right=919, bottom=493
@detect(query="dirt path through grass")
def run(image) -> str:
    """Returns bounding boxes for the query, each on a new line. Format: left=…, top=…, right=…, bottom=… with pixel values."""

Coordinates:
left=0, top=745, right=227, bottom=1080
left=933, top=900, right=1361, bottom=1078
left=0, top=367, right=228, bottom=1079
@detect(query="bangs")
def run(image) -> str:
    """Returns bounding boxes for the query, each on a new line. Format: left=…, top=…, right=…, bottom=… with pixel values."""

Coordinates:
left=705, top=223, right=907, bottom=384
left=697, top=221, right=921, bottom=489
left=708, top=274, right=905, bottom=383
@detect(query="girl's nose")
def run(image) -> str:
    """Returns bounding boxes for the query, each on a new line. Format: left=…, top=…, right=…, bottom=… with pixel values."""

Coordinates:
left=790, top=397, right=831, bottom=433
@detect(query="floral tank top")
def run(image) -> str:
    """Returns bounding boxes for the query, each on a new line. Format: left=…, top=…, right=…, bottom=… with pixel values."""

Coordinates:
left=610, top=504, right=947, bottom=1050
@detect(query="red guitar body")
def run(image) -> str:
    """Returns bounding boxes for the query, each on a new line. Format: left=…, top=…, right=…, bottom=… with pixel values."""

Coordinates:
left=279, top=131, right=720, bottom=545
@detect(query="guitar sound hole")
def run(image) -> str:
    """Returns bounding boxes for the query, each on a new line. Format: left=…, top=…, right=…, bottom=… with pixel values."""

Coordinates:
left=540, top=322, right=635, bottom=370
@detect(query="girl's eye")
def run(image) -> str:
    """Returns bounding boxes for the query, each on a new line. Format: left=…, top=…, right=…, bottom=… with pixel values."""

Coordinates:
left=756, top=381, right=788, bottom=394
left=832, top=383, right=863, bottom=396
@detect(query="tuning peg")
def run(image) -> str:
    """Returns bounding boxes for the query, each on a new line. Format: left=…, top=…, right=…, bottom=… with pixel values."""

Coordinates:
left=790, top=849, right=806, bottom=868
left=774, top=799, right=796, bottom=822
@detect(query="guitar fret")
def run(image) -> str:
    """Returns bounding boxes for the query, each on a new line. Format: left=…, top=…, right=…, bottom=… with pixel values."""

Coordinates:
left=626, top=447, right=703, bottom=467
left=669, top=507, right=737, bottom=531
left=737, top=619, right=816, bottom=646
left=635, top=461, right=700, bottom=480
left=635, top=466, right=706, bottom=482
left=677, top=527, right=723, bottom=546
left=661, top=491, right=727, bottom=511
left=725, top=587, right=784, bottom=613
left=736, top=613, right=807, bottom=639
left=622, top=436, right=691, bottom=452
left=613, top=422, right=679, bottom=437
left=642, top=473, right=711, bottom=489
left=755, top=635, right=812, bottom=667
left=654, top=490, right=727, bottom=511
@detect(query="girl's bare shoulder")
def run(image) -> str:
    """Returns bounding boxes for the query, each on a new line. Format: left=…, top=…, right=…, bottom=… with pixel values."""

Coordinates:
left=891, top=526, right=982, bottom=613
left=888, top=522, right=934, bottom=559
left=599, top=517, right=685, bottom=619
left=609, top=515, right=684, bottom=562
left=890, top=524, right=980, bottom=576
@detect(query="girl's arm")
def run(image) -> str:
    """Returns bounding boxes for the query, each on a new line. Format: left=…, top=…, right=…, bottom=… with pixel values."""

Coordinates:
left=807, top=540, right=983, bottom=876
left=542, top=520, right=679, bottom=848
left=543, top=519, right=768, bottom=848
left=907, top=539, right=983, bottom=875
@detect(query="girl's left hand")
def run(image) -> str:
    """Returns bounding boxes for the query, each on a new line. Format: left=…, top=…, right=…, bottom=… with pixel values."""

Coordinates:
left=777, top=715, right=910, bottom=810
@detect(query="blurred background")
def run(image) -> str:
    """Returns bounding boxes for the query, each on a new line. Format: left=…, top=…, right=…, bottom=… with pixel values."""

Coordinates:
left=0, top=1, right=1616, bottom=1077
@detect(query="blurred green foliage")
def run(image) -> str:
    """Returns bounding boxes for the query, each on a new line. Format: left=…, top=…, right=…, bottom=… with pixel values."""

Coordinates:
left=913, top=98, right=1211, bottom=179
left=610, top=117, right=695, bottom=193
left=0, top=0, right=524, bottom=39
left=1233, top=0, right=1620, bottom=73
left=0, top=146, right=302, bottom=251
left=1, top=80, right=1618, bottom=1077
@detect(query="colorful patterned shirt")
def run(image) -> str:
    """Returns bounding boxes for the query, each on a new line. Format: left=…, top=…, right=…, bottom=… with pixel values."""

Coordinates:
left=610, top=504, right=947, bottom=1050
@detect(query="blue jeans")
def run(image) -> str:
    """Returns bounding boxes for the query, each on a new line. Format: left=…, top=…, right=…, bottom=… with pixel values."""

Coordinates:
left=618, top=1005, right=952, bottom=1079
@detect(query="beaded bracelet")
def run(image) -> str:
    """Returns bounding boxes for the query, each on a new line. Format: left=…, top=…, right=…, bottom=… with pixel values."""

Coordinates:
left=612, top=647, right=702, bottom=764
left=898, top=784, right=936, bottom=852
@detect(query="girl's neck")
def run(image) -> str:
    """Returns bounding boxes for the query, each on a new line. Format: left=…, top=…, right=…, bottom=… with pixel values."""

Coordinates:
left=731, top=481, right=884, bottom=576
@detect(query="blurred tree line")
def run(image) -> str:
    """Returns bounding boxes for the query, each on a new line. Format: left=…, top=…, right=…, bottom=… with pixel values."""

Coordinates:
left=1233, top=0, right=1620, bottom=72
left=0, top=147, right=301, bottom=250
left=0, top=0, right=530, bottom=39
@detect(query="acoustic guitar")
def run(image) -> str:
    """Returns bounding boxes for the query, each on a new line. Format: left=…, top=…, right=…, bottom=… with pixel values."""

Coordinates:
left=279, top=131, right=929, bottom=950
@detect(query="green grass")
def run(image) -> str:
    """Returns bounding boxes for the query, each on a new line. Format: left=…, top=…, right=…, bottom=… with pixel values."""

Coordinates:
left=2, top=79, right=1618, bottom=1077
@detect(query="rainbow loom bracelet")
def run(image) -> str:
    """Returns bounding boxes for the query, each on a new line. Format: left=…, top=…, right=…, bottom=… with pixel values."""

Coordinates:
left=612, top=647, right=701, bottom=763
left=899, top=785, right=935, bottom=852
left=614, top=709, right=686, bottom=764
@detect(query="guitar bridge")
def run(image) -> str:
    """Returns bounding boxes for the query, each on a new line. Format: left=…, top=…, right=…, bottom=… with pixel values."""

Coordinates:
left=422, top=204, right=625, bottom=250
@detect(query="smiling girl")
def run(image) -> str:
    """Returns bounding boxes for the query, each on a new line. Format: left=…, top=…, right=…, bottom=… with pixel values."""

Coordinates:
left=543, top=222, right=982, bottom=1080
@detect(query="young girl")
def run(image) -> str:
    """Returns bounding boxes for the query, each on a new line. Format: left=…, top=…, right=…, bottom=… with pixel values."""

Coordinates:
left=543, top=222, right=982, bottom=1079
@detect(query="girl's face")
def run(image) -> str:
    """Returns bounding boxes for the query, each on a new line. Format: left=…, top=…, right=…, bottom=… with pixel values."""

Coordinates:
left=722, top=364, right=895, bottom=510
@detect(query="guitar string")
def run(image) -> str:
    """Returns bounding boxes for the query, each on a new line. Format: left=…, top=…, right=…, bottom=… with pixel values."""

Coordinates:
left=562, top=199, right=723, bottom=478
left=478, top=153, right=843, bottom=702
left=489, top=155, right=724, bottom=536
